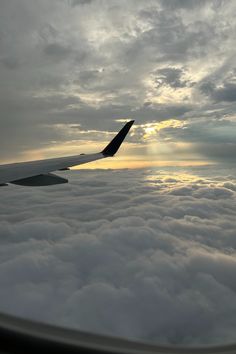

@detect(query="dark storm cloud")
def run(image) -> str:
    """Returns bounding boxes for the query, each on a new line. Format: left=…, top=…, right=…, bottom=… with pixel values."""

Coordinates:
left=0, top=168, right=236, bottom=346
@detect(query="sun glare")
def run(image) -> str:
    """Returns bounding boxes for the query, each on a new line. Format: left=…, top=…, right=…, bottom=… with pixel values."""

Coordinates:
left=140, top=120, right=185, bottom=140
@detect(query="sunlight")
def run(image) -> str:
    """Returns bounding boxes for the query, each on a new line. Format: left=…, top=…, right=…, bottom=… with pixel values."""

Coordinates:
left=132, top=120, right=186, bottom=140
left=73, top=159, right=212, bottom=170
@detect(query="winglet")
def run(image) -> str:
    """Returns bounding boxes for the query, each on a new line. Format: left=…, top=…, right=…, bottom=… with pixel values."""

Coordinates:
left=102, top=120, right=135, bottom=156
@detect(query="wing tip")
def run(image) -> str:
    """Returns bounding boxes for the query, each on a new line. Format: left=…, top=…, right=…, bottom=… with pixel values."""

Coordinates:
left=102, top=120, right=135, bottom=157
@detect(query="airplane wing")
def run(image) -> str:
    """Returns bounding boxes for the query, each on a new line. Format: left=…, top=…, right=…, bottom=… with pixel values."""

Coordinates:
left=0, top=120, right=134, bottom=186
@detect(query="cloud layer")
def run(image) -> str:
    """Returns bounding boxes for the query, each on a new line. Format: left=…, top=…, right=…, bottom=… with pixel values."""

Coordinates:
left=0, top=167, right=236, bottom=346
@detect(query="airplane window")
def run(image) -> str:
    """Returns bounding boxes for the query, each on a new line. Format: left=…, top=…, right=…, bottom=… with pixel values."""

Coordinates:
left=0, top=0, right=236, bottom=352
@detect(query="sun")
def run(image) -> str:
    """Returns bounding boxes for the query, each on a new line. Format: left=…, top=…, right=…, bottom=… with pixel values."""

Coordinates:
left=144, top=126, right=157, bottom=136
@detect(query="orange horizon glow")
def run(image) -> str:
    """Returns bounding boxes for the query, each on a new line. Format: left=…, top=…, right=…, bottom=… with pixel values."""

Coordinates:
left=72, top=159, right=214, bottom=170
left=0, top=153, right=213, bottom=170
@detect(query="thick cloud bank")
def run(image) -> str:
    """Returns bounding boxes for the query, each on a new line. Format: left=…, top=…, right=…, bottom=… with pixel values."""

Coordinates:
left=0, top=167, right=236, bottom=346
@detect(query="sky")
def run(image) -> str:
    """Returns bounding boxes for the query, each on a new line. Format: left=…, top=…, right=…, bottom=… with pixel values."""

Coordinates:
left=1, top=0, right=236, bottom=348
left=1, top=167, right=236, bottom=346
left=1, top=0, right=236, bottom=168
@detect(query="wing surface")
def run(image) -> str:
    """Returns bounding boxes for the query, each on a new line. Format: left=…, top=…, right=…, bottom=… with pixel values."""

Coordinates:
left=0, top=120, right=134, bottom=186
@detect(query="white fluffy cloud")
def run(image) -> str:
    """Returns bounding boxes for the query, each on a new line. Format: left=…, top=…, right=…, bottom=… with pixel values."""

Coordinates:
left=0, top=167, right=236, bottom=347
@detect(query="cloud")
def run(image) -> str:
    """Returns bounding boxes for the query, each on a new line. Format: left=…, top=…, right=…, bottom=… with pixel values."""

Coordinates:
left=154, top=67, right=190, bottom=89
left=213, top=83, right=236, bottom=102
left=44, top=43, right=72, bottom=59
left=1, top=1, right=236, bottom=164
left=0, top=167, right=236, bottom=346
left=159, top=0, right=213, bottom=10
left=200, top=80, right=236, bottom=102
left=71, top=0, right=94, bottom=6
left=1, top=7, right=236, bottom=331
left=0, top=56, right=19, bottom=70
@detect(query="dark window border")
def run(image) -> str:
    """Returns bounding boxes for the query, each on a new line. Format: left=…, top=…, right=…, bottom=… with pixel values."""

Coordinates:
left=0, top=312, right=235, bottom=354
